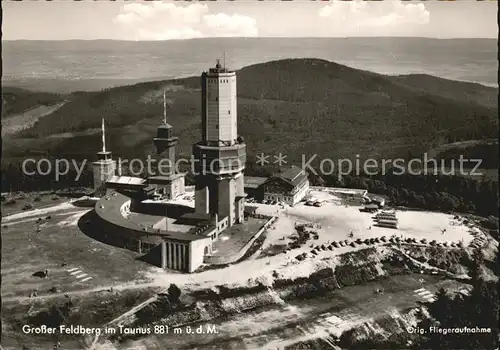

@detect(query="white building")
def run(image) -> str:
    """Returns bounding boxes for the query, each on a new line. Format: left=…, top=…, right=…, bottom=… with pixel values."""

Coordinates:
left=262, top=166, right=310, bottom=206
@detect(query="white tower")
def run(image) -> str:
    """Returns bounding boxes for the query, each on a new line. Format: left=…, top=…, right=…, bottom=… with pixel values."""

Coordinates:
left=92, top=118, right=116, bottom=196
left=193, top=59, right=246, bottom=228
left=202, top=59, right=238, bottom=146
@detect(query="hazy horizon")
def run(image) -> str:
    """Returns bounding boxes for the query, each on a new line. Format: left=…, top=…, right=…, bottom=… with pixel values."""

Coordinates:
left=3, top=37, right=497, bottom=93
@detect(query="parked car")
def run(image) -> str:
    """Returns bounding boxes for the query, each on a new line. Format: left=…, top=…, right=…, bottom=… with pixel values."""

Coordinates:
left=332, top=241, right=339, bottom=248
left=23, top=203, right=34, bottom=211
left=49, top=286, right=62, bottom=293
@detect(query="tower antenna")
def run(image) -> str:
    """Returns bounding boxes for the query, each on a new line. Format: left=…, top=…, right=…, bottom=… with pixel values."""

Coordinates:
left=163, top=90, right=167, bottom=125
left=223, top=52, right=226, bottom=68
left=101, top=118, right=106, bottom=153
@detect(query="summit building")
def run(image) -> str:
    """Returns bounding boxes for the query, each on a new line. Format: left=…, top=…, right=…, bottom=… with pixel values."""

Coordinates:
left=193, top=60, right=247, bottom=228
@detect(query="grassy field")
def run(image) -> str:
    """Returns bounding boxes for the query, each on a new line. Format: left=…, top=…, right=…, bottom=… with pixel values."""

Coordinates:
left=1, top=199, right=167, bottom=349
left=1, top=206, right=153, bottom=299
left=1, top=102, right=67, bottom=137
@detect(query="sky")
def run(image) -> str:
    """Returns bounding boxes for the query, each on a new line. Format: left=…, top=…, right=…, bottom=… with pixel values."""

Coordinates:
left=3, top=1, right=497, bottom=40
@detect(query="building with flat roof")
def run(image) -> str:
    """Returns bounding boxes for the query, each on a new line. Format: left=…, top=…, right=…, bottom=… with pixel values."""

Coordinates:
left=92, top=60, right=264, bottom=273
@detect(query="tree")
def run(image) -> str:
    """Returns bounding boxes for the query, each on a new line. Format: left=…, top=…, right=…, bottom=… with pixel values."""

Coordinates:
left=418, top=260, right=499, bottom=350
left=168, top=283, right=181, bottom=304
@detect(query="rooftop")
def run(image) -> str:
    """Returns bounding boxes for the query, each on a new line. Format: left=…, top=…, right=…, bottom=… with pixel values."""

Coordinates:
left=274, top=165, right=307, bottom=187
left=244, top=176, right=268, bottom=189
left=157, top=123, right=173, bottom=129
left=95, top=191, right=208, bottom=242
left=107, top=176, right=146, bottom=186
left=280, top=165, right=304, bottom=182
left=148, top=173, right=185, bottom=183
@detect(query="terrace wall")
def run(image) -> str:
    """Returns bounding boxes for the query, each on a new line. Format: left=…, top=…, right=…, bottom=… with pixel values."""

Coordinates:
left=204, top=216, right=277, bottom=265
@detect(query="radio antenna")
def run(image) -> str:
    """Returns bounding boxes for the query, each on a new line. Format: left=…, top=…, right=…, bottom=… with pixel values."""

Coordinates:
left=101, top=118, right=106, bottom=153
left=163, top=90, right=167, bottom=125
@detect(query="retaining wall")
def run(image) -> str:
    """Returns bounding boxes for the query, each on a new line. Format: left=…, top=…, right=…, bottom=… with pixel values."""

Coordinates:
left=204, top=216, right=277, bottom=265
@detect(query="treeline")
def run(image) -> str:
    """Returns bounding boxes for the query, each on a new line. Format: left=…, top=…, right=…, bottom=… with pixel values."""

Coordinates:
left=318, top=172, right=499, bottom=218
left=415, top=251, right=499, bottom=350
left=2, top=87, right=64, bottom=118
left=2, top=158, right=498, bottom=220
left=435, top=142, right=499, bottom=169
left=245, top=161, right=499, bottom=218
left=1, top=161, right=93, bottom=193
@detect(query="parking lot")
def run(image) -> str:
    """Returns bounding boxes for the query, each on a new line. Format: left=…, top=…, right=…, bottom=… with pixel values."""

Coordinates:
left=249, top=189, right=476, bottom=257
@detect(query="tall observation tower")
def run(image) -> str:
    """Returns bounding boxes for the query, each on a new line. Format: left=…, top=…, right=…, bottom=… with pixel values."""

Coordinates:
left=193, top=60, right=246, bottom=228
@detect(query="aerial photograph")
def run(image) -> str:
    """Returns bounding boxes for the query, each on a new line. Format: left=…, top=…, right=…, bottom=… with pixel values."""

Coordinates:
left=1, top=1, right=498, bottom=349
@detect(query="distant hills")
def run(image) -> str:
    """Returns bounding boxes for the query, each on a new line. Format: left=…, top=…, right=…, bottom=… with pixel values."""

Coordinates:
left=2, top=58, right=498, bottom=170
left=3, top=37, right=497, bottom=93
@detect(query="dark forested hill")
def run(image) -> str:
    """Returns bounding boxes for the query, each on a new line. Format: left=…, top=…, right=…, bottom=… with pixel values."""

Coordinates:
left=1, top=86, right=63, bottom=118
left=3, top=59, right=498, bottom=165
